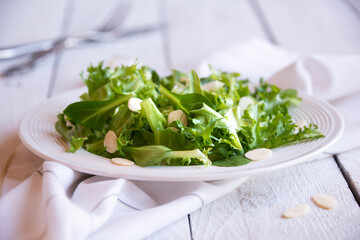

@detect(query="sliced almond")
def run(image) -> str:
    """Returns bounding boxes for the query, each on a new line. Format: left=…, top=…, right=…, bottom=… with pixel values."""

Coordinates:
left=104, top=130, right=117, bottom=153
left=111, top=158, right=134, bottom=166
left=202, top=80, right=225, bottom=92
left=311, top=194, right=337, bottom=209
left=128, top=97, right=142, bottom=112
left=245, top=148, right=272, bottom=161
left=239, top=96, right=255, bottom=116
left=282, top=204, right=310, bottom=219
left=168, top=110, right=187, bottom=127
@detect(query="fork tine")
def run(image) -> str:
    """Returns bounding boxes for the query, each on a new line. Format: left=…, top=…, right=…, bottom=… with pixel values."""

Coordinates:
left=97, top=1, right=131, bottom=32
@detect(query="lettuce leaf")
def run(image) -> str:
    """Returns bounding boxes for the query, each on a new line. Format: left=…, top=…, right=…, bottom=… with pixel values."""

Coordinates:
left=123, top=145, right=211, bottom=167
left=55, top=62, right=325, bottom=167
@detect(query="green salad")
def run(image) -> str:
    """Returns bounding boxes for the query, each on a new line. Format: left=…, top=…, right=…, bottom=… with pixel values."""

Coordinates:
left=55, top=62, right=324, bottom=167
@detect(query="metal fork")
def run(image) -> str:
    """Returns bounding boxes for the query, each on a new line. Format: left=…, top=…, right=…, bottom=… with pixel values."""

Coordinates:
left=0, top=2, right=132, bottom=77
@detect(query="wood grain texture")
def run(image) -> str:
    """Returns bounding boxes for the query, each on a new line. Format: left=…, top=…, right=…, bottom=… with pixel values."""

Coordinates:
left=0, top=0, right=67, bottom=193
left=190, top=157, right=360, bottom=239
left=337, top=148, right=360, bottom=204
left=146, top=217, right=191, bottom=240
left=0, top=0, right=65, bottom=46
left=256, top=0, right=360, bottom=53
left=164, top=0, right=267, bottom=70
left=51, top=0, right=167, bottom=96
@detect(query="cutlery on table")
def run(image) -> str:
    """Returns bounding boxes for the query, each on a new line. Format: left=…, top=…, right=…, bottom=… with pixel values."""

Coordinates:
left=0, top=2, right=164, bottom=78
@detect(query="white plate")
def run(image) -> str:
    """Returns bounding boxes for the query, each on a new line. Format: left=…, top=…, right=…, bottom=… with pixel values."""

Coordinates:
left=19, top=87, right=344, bottom=182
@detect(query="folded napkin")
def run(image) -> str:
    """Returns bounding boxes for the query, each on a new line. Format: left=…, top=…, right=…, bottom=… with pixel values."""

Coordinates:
left=1, top=39, right=359, bottom=239
left=0, top=149, right=246, bottom=240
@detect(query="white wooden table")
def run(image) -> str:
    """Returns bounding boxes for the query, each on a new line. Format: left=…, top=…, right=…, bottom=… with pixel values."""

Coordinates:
left=1, top=0, right=360, bottom=239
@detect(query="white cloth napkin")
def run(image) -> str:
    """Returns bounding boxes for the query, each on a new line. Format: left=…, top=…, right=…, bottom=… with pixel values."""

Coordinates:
left=1, top=39, right=359, bottom=239
left=0, top=146, right=247, bottom=240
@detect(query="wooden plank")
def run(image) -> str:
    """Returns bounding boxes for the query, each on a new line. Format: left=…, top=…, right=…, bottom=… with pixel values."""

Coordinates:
left=0, top=0, right=67, bottom=195
left=337, top=148, right=360, bottom=204
left=256, top=0, right=360, bottom=53
left=0, top=0, right=65, bottom=46
left=146, top=217, right=191, bottom=240
left=67, top=0, right=161, bottom=33
left=164, top=0, right=267, bottom=70
left=51, top=0, right=167, bottom=96
left=190, top=157, right=360, bottom=239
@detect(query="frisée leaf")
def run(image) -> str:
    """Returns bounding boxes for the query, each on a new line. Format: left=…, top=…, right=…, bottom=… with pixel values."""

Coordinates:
left=56, top=62, right=324, bottom=167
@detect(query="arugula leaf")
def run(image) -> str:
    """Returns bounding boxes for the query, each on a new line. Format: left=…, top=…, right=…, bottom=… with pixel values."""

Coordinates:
left=140, top=98, right=166, bottom=144
left=123, top=145, right=211, bottom=167
left=108, top=104, right=134, bottom=136
left=158, top=85, right=215, bottom=113
left=55, top=113, right=72, bottom=141
left=86, top=140, right=106, bottom=155
left=140, top=98, right=166, bottom=131
left=55, top=114, right=89, bottom=152
left=189, top=70, right=203, bottom=94
left=68, top=136, right=87, bottom=153
left=213, top=155, right=251, bottom=167
left=63, top=95, right=133, bottom=131
left=132, top=128, right=198, bottom=150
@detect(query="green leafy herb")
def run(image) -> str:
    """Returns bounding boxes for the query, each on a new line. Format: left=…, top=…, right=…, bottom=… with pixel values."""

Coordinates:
left=123, top=145, right=211, bottom=167
left=158, top=85, right=215, bottom=113
left=213, top=155, right=251, bottom=167
left=63, top=95, right=133, bottom=131
left=55, top=62, right=324, bottom=167
left=68, top=136, right=87, bottom=153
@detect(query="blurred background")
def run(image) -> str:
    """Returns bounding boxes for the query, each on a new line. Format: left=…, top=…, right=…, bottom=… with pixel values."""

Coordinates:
left=1, top=0, right=360, bottom=89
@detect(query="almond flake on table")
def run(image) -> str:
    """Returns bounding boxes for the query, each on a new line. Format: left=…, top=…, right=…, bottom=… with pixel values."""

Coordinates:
left=311, top=194, right=337, bottom=209
left=282, top=204, right=310, bottom=219
left=128, top=97, right=143, bottom=112
left=104, top=130, right=118, bottom=153
left=245, top=148, right=272, bottom=161
left=111, top=158, right=134, bottom=166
